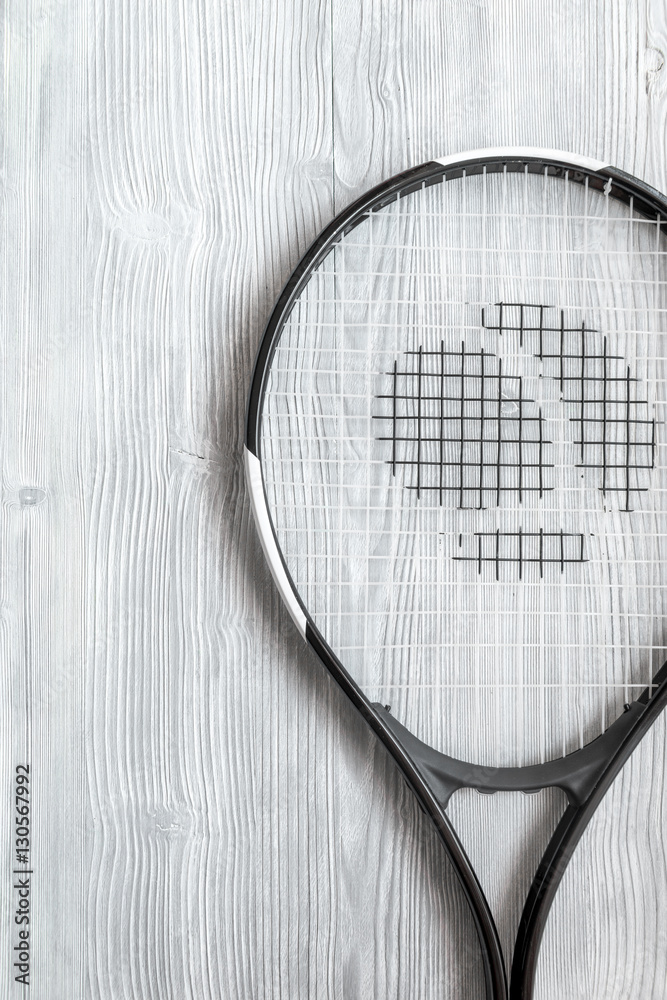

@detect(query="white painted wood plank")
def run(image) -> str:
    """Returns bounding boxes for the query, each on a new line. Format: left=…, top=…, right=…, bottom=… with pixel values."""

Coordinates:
left=0, top=1, right=88, bottom=996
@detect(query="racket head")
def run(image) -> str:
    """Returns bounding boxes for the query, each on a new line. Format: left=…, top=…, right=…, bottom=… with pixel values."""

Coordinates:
left=246, top=148, right=667, bottom=771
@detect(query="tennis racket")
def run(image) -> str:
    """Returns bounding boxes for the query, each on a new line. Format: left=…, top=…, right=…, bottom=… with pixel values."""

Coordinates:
left=244, top=148, right=667, bottom=999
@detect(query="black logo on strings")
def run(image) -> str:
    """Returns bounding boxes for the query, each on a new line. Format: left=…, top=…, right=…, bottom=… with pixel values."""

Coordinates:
left=374, top=304, right=657, bottom=577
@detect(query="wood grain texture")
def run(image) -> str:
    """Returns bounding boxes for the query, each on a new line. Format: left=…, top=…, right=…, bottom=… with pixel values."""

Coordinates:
left=1, top=1, right=666, bottom=998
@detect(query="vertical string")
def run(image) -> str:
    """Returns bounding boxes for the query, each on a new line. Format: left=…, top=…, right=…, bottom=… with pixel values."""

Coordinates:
left=496, top=357, right=503, bottom=506
left=391, top=359, right=398, bottom=476
left=579, top=323, right=587, bottom=464
left=538, top=410, right=544, bottom=499
left=559, top=310, right=565, bottom=393
left=518, top=376, right=524, bottom=503
left=601, top=337, right=609, bottom=496
left=459, top=341, right=466, bottom=508
left=478, top=347, right=486, bottom=509
left=416, top=345, right=423, bottom=499
left=624, top=366, right=632, bottom=512
left=440, top=340, right=445, bottom=506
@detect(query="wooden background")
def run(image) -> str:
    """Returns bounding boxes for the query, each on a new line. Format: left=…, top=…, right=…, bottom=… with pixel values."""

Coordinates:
left=2, top=1, right=667, bottom=997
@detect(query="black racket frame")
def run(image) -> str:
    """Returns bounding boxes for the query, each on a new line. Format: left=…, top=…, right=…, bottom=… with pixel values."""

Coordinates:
left=245, top=151, right=667, bottom=1000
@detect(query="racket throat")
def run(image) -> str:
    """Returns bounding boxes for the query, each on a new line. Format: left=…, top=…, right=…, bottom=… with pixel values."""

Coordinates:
left=372, top=701, right=645, bottom=809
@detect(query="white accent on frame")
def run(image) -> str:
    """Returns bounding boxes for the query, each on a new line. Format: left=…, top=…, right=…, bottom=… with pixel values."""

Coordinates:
left=434, top=147, right=609, bottom=174
left=245, top=446, right=308, bottom=638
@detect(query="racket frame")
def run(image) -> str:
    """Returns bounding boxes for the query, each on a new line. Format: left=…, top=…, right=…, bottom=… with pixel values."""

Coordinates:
left=245, top=148, right=667, bottom=1000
